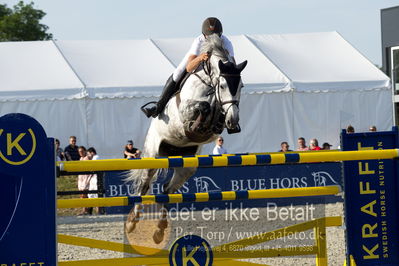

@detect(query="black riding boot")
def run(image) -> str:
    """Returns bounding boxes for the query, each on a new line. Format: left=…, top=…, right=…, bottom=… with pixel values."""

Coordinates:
left=141, top=75, right=177, bottom=118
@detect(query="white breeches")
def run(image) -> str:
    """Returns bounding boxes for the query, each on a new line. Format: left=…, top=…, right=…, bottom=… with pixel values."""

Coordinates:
left=172, top=53, right=191, bottom=82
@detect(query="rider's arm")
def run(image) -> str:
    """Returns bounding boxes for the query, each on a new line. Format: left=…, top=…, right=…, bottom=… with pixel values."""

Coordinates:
left=186, top=53, right=208, bottom=72
left=185, top=35, right=209, bottom=72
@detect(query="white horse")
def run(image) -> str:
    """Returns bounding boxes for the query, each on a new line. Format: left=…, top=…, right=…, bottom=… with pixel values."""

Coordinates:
left=126, top=34, right=247, bottom=243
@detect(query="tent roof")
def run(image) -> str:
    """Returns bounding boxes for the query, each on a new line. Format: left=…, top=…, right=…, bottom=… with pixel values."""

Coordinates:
left=246, top=32, right=390, bottom=91
left=0, top=41, right=85, bottom=101
left=0, top=32, right=390, bottom=102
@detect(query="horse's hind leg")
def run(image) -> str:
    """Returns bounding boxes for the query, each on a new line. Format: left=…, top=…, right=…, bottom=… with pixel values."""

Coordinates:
left=164, top=167, right=197, bottom=194
left=152, top=204, right=168, bottom=244
left=126, top=168, right=157, bottom=233
left=153, top=167, right=197, bottom=243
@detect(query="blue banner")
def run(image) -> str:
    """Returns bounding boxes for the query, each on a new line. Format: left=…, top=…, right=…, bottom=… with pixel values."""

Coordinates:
left=104, top=162, right=342, bottom=214
left=342, top=127, right=399, bottom=265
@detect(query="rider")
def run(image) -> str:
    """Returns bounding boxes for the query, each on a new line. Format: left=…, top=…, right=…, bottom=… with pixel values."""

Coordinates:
left=141, top=17, right=235, bottom=118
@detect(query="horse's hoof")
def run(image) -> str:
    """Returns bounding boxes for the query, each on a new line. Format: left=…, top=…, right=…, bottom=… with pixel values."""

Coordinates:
left=158, top=219, right=168, bottom=230
left=125, top=221, right=136, bottom=233
left=153, top=229, right=164, bottom=244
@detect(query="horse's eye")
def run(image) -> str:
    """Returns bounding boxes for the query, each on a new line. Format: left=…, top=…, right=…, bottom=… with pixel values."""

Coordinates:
left=220, top=85, right=225, bottom=89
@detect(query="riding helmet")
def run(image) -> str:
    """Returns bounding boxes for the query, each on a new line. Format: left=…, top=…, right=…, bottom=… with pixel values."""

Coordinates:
left=202, top=17, right=223, bottom=36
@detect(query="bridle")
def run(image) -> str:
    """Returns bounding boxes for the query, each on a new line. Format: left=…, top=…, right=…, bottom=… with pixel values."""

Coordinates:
left=190, top=53, right=243, bottom=134
left=193, top=55, right=241, bottom=114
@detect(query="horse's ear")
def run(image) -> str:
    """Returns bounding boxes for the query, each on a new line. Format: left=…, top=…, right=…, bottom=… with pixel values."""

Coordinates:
left=218, top=60, right=227, bottom=73
left=236, top=60, right=248, bottom=73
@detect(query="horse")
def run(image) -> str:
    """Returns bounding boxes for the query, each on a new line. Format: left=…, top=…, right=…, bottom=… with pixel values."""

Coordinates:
left=125, top=34, right=247, bottom=243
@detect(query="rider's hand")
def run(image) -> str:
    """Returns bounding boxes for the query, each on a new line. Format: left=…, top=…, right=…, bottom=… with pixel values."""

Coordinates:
left=198, top=53, right=209, bottom=62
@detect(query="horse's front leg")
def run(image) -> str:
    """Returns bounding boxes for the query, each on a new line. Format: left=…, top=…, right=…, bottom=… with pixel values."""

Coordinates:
left=126, top=169, right=157, bottom=233
left=152, top=167, right=197, bottom=243
left=153, top=204, right=168, bottom=244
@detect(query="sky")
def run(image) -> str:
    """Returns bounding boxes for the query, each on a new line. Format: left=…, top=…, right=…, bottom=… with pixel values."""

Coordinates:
left=2, top=0, right=399, bottom=65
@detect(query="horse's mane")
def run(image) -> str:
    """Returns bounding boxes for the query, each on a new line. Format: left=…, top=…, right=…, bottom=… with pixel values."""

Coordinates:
left=200, top=34, right=230, bottom=61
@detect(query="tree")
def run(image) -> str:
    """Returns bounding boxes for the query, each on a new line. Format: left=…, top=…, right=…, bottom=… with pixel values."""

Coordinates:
left=0, top=1, right=52, bottom=41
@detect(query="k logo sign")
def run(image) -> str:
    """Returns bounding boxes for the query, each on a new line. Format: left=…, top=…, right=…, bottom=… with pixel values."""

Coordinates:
left=0, top=128, right=36, bottom=165
left=169, top=235, right=213, bottom=266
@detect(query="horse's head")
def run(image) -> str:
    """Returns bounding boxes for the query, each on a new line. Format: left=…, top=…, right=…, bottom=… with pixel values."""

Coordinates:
left=216, top=60, right=247, bottom=133
left=198, top=34, right=248, bottom=134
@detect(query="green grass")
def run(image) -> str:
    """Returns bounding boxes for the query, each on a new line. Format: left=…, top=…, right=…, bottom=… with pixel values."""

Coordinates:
left=57, top=175, right=81, bottom=216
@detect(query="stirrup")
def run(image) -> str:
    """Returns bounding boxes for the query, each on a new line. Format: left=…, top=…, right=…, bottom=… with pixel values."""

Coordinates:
left=141, top=102, right=158, bottom=118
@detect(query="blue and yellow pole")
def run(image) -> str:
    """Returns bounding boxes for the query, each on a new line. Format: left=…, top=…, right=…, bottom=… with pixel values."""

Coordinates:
left=57, top=185, right=340, bottom=208
left=57, top=149, right=399, bottom=173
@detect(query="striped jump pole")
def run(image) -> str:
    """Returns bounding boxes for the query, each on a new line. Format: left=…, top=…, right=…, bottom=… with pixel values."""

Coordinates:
left=57, top=185, right=341, bottom=208
left=57, top=149, right=399, bottom=173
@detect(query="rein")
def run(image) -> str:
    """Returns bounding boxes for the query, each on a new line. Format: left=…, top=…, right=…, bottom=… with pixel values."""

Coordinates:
left=184, top=46, right=241, bottom=134
left=193, top=60, right=240, bottom=108
left=187, top=50, right=242, bottom=135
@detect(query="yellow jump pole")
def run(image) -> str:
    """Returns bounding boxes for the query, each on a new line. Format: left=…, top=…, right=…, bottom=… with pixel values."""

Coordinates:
left=57, top=185, right=340, bottom=208
left=57, top=149, right=399, bottom=173
left=315, top=217, right=328, bottom=266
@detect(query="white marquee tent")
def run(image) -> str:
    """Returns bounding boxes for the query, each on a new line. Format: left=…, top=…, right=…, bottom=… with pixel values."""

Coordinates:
left=0, top=32, right=392, bottom=158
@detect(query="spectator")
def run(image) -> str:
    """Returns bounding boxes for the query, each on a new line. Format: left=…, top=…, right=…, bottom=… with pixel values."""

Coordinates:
left=124, top=140, right=141, bottom=158
left=213, top=136, right=228, bottom=154
left=77, top=146, right=93, bottom=215
left=55, top=139, right=65, bottom=161
left=64, top=136, right=80, bottom=161
left=88, top=147, right=99, bottom=160
left=278, top=141, right=292, bottom=152
left=369, top=125, right=377, bottom=132
left=296, top=137, right=309, bottom=151
left=309, top=138, right=321, bottom=150
left=87, top=147, right=104, bottom=214
left=322, top=142, right=332, bottom=150
left=346, top=125, right=355, bottom=133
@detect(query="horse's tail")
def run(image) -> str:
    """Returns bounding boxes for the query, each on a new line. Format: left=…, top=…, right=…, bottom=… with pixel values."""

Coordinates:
left=123, top=168, right=170, bottom=195
left=123, top=169, right=145, bottom=195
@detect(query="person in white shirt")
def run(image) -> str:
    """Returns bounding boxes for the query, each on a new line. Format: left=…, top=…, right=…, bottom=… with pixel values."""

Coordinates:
left=142, top=17, right=235, bottom=118
left=87, top=147, right=99, bottom=199
left=213, top=136, right=228, bottom=155
left=87, top=147, right=106, bottom=214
